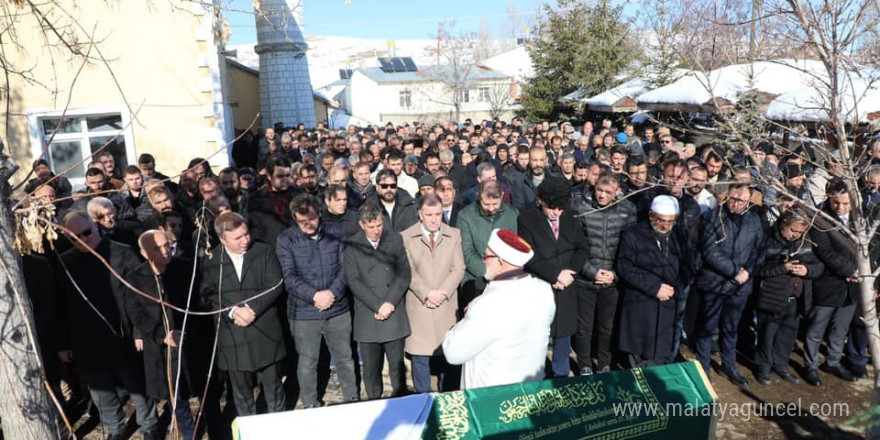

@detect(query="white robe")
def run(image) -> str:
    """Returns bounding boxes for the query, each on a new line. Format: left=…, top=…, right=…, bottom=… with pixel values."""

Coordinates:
left=442, top=274, right=555, bottom=390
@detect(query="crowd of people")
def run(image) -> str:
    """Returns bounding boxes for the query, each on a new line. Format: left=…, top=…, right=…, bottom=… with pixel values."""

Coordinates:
left=14, top=116, right=880, bottom=439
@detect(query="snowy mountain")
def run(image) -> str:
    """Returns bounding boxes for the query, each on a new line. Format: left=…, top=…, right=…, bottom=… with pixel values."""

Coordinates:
left=228, top=35, right=438, bottom=89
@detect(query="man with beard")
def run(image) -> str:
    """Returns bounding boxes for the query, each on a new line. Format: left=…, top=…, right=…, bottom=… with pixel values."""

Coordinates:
left=248, top=156, right=298, bottom=245
left=694, top=182, right=766, bottom=386
left=686, top=163, right=718, bottom=215
left=219, top=167, right=248, bottom=216
left=442, top=229, right=555, bottom=389
left=348, top=161, right=375, bottom=210
left=518, top=177, right=589, bottom=378
left=510, top=146, right=558, bottom=210
left=298, top=164, right=320, bottom=197
left=570, top=174, right=636, bottom=375
left=616, top=196, right=691, bottom=367
left=366, top=169, right=419, bottom=233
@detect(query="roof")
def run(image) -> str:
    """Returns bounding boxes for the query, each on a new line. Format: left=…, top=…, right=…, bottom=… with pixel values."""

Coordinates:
left=225, top=57, right=258, bottom=75
left=765, top=72, right=880, bottom=123
left=481, top=46, right=534, bottom=80
left=356, top=65, right=509, bottom=84
left=637, top=59, right=827, bottom=111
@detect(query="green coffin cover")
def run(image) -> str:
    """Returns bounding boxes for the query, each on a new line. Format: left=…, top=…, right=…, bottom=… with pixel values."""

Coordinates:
left=422, top=360, right=717, bottom=440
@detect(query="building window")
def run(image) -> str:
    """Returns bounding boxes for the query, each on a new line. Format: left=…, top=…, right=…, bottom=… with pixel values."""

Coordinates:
left=478, top=86, right=491, bottom=102
left=459, top=89, right=470, bottom=103
left=28, top=108, right=134, bottom=185
left=399, top=90, right=412, bottom=109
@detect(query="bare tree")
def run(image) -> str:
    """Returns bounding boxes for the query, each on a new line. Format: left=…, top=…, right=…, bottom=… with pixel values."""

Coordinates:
left=422, top=21, right=479, bottom=123
left=485, top=82, right=515, bottom=120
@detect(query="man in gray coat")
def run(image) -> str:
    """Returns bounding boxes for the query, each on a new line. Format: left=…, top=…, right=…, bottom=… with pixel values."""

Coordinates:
left=345, top=203, right=412, bottom=399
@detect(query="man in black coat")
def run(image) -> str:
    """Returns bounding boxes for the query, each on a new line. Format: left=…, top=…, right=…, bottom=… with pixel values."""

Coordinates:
left=322, top=184, right=360, bottom=237
left=518, top=177, right=589, bottom=378
left=803, top=179, right=862, bottom=385
left=55, top=211, right=159, bottom=439
left=754, top=210, right=823, bottom=385
left=345, top=203, right=412, bottom=399
left=125, top=231, right=199, bottom=438
left=616, top=196, right=691, bottom=367
left=510, top=146, right=560, bottom=211
left=248, top=155, right=299, bottom=245
left=200, top=212, right=287, bottom=416
left=694, top=183, right=765, bottom=387
left=570, top=174, right=637, bottom=375
left=367, top=168, right=419, bottom=233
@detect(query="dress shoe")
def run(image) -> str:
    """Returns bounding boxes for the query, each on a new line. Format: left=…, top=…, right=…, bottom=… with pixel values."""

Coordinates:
left=821, top=363, right=856, bottom=382
left=773, top=368, right=801, bottom=384
left=579, top=367, right=593, bottom=376
left=802, top=369, right=821, bottom=386
left=717, top=367, right=749, bottom=388
left=847, top=363, right=869, bottom=379
left=755, top=367, right=772, bottom=386
left=597, top=366, right=610, bottom=374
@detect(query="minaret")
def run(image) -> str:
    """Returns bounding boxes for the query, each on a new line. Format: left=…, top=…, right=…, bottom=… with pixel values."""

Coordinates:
left=254, top=0, right=317, bottom=128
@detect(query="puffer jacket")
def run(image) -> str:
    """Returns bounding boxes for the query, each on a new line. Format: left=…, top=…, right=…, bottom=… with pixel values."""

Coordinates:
left=276, top=222, right=350, bottom=321
left=570, top=188, right=637, bottom=287
left=695, top=205, right=766, bottom=296
left=756, top=225, right=823, bottom=315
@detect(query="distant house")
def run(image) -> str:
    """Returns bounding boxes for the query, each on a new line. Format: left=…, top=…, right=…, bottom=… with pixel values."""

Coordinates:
left=344, top=58, right=517, bottom=125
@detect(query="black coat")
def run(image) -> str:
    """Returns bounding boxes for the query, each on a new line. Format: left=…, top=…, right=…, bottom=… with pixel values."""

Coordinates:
left=637, top=188, right=702, bottom=272
left=810, top=208, right=861, bottom=307
left=344, top=230, right=412, bottom=343
left=518, top=206, right=589, bottom=338
left=616, top=222, right=691, bottom=359
left=247, top=186, right=299, bottom=246
left=695, top=205, right=766, bottom=296
left=200, top=242, right=286, bottom=372
left=322, top=208, right=361, bottom=238
left=756, top=226, right=823, bottom=315
left=125, top=258, right=206, bottom=399
left=570, top=188, right=637, bottom=288
left=55, top=239, right=140, bottom=372
left=366, top=191, right=419, bottom=233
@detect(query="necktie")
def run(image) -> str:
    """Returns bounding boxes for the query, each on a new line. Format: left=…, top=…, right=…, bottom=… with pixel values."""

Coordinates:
left=429, top=232, right=435, bottom=250
left=550, top=219, right=559, bottom=239
left=443, top=210, right=450, bottom=224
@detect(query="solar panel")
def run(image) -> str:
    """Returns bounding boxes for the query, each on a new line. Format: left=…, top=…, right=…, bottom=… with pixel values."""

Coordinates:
left=378, top=57, right=394, bottom=72
left=391, top=57, right=407, bottom=72
left=339, top=69, right=353, bottom=79
left=401, top=57, right=418, bottom=72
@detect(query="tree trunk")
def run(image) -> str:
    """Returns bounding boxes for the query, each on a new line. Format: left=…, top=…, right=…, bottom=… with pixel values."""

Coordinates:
left=858, top=250, right=880, bottom=439
left=0, top=158, right=58, bottom=439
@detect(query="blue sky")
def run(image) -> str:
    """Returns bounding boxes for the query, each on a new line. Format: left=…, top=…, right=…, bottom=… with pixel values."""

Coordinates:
left=225, top=0, right=546, bottom=44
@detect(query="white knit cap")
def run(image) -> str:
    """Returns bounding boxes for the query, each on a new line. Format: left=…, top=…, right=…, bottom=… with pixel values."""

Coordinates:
left=487, top=228, right=534, bottom=267
left=650, top=195, right=680, bottom=216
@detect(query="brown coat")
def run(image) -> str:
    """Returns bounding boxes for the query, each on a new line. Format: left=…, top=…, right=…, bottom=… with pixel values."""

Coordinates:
left=402, top=222, right=466, bottom=355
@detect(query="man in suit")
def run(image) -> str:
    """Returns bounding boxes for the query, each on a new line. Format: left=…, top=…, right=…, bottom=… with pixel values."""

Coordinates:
left=434, top=176, right=464, bottom=227
left=276, top=195, right=359, bottom=407
left=200, top=212, right=287, bottom=416
left=125, top=230, right=198, bottom=439
left=518, top=177, right=589, bottom=378
left=55, top=211, right=159, bottom=440
left=803, top=178, right=862, bottom=385
left=401, top=195, right=466, bottom=392
left=345, top=203, right=412, bottom=399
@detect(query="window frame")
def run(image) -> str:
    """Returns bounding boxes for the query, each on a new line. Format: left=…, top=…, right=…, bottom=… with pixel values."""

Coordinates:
left=27, top=105, right=135, bottom=186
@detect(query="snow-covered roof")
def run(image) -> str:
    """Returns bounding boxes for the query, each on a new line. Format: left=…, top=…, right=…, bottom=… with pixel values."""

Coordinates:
left=765, top=73, right=880, bottom=123
left=585, top=69, right=693, bottom=107
left=481, top=46, right=534, bottom=80
left=329, top=109, right=375, bottom=129
left=637, top=59, right=827, bottom=110
left=357, top=65, right=508, bottom=84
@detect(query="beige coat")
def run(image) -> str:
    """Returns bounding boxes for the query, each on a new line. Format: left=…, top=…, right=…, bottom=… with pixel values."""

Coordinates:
left=402, top=222, right=466, bottom=355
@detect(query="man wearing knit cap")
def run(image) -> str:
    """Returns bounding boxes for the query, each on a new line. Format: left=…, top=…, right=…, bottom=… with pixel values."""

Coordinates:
left=616, top=195, right=692, bottom=368
left=442, top=229, right=555, bottom=389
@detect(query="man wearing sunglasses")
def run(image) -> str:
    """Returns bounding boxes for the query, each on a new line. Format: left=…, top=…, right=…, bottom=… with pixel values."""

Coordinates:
left=55, top=211, right=160, bottom=439
left=366, top=168, right=418, bottom=233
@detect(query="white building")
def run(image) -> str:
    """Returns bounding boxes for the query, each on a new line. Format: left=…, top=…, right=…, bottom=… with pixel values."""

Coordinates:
left=344, top=61, right=517, bottom=125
